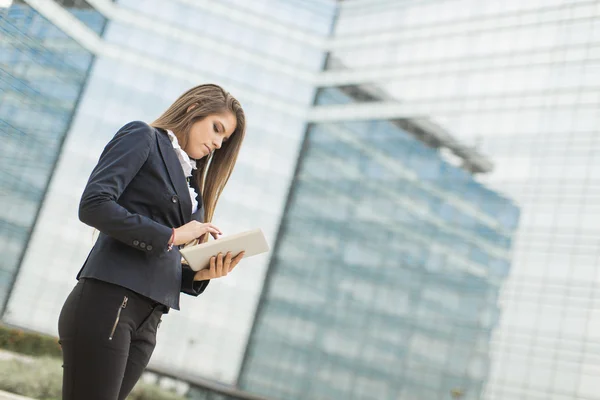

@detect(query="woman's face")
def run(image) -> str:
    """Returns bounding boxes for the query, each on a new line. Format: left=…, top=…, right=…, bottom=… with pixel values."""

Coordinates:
left=184, top=111, right=237, bottom=159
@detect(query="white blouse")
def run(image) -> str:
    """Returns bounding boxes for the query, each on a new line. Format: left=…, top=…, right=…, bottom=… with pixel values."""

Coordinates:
left=166, top=130, right=199, bottom=214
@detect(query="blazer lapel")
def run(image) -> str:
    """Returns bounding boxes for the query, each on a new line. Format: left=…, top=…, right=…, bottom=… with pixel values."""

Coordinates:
left=190, top=168, right=204, bottom=223
left=154, top=128, right=192, bottom=224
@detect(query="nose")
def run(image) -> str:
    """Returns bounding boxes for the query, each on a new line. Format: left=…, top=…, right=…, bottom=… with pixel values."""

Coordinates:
left=212, top=137, right=223, bottom=150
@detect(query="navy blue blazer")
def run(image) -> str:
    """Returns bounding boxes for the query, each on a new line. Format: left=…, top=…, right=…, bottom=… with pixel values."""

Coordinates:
left=77, top=121, right=209, bottom=310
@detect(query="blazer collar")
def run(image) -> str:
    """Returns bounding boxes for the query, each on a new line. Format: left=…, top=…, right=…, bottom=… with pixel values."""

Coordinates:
left=154, top=127, right=192, bottom=224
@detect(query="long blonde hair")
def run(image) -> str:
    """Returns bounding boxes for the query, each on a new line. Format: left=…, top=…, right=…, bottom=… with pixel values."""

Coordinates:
left=151, top=84, right=246, bottom=243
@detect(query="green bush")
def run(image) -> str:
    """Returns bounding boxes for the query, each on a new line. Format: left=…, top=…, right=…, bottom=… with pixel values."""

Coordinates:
left=0, top=357, right=62, bottom=400
left=130, top=383, right=186, bottom=400
left=0, top=325, right=61, bottom=358
left=0, top=356, right=186, bottom=400
left=0, top=325, right=185, bottom=399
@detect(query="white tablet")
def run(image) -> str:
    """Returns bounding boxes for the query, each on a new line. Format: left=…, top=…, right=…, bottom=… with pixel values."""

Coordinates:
left=179, top=228, right=270, bottom=271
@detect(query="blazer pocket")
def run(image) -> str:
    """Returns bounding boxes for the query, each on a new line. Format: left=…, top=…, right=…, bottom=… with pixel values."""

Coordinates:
left=109, top=296, right=128, bottom=341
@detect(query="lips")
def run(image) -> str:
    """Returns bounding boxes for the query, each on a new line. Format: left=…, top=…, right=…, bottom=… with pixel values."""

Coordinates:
left=204, top=144, right=211, bottom=153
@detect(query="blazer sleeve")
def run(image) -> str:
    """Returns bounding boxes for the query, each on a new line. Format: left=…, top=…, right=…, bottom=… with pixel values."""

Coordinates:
left=78, top=121, right=173, bottom=257
left=180, top=264, right=210, bottom=296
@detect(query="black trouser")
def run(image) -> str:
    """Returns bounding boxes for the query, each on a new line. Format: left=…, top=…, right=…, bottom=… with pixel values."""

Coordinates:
left=58, top=278, right=166, bottom=400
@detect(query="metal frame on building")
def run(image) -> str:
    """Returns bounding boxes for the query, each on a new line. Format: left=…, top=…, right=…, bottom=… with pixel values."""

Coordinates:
left=314, top=67, right=494, bottom=174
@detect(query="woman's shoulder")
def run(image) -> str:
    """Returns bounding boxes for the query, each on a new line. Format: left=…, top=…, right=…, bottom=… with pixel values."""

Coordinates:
left=103, top=121, right=159, bottom=154
left=118, top=120, right=154, bottom=134
left=112, top=121, right=158, bottom=142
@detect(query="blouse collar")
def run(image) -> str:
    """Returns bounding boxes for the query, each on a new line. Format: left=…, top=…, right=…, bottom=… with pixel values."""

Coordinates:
left=166, top=129, right=197, bottom=178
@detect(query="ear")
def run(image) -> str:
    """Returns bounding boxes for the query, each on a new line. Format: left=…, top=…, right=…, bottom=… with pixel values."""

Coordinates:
left=187, top=104, right=197, bottom=113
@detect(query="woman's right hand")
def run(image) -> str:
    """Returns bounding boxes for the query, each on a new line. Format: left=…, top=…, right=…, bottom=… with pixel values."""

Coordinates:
left=173, top=221, right=222, bottom=246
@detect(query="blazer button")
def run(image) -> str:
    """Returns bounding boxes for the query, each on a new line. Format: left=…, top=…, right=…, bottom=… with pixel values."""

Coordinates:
left=146, top=245, right=153, bottom=251
left=133, top=240, right=140, bottom=246
left=171, top=195, right=178, bottom=203
left=140, top=242, right=146, bottom=249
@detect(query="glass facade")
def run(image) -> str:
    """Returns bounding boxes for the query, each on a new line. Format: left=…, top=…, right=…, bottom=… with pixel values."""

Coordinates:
left=319, top=1, right=600, bottom=399
left=238, top=87, right=519, bottom=400
left=52, top=0, right=108, bottom=31
left=2, top=0, right=336, bottom=386
left=0, top=2, right=105, bottom=312
left=2, top=0, right=599, bottom=399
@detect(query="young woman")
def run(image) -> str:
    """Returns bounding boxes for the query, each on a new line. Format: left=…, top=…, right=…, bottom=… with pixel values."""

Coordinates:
left=58, top=84, right=246, bottom=400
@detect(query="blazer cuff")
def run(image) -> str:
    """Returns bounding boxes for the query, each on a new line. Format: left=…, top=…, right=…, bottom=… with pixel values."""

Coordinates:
left=130, top=222, right=173, bottom=256
left=181, top=264, right=210, bottom=296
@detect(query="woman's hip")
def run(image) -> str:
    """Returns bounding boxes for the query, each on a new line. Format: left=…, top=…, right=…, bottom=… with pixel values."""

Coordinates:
left=58, top=278, right=165, bottom=345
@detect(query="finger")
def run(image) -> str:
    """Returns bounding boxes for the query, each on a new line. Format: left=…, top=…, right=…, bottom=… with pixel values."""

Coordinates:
left=230, top=251, right=245, bottom=272
left=224, top=252, right=233, bottom=267
left=205, top=227, right=221, bottom=236
left=203, top=228, right=220, bottom=242
left=209, top=256, right=216, bottom=277
left=216, top=253, right=225, bottom=276
left=205, top=224, right=223, bottom=235
left=213, top=253, right=219, bottom=276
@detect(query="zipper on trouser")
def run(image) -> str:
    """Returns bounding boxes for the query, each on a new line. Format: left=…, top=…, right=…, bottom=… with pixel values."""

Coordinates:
left=109, top=296, right=128, bottom=341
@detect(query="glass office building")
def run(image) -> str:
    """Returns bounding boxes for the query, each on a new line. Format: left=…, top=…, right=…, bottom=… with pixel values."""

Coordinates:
left=0, top=0, right=106, bottom=311
left=1, top=0, right=599, bottom=399
left=237, top=87, right=519, bottom=400
left=2, top=0, right=336, bottom=386
left=314, top=2, right=600, bottom=400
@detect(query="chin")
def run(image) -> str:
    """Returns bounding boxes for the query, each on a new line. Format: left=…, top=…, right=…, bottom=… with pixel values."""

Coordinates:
left=188, top=149, right=204, bottom=160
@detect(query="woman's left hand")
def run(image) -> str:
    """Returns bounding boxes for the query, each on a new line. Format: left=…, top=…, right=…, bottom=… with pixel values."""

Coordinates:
left=194, top=251, right=245, bottom=281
